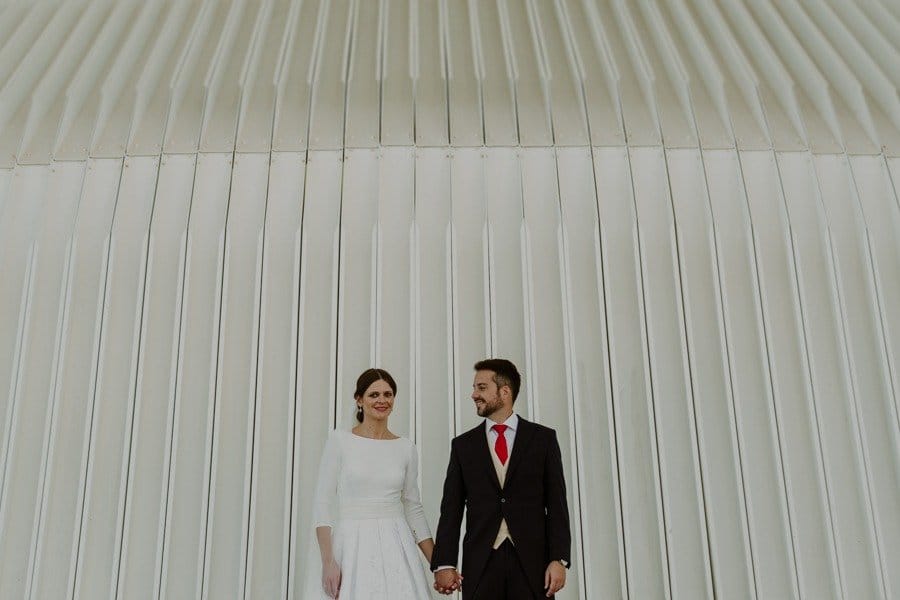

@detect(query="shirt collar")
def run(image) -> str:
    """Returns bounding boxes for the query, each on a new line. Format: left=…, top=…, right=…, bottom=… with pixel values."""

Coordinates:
left=485, top=412, right=518, bottom=434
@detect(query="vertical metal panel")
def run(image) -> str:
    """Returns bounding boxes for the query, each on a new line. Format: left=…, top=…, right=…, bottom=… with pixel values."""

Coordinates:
left=235, top=0, right=290, bottom=153
left=375, top=147, right=415, bottom=435
left=289, top=150, right=342, bottom=599
left=444, top=0, right=482, bottom=147
left=159, top=153, right=232, bottom=600
left=344, top=0, right=381, bottom=148
left=19, top=0, right=123, bottom=164
left=244, top=152, right=304, bottom=600
left=116, top=154, right=195, bottom=600
left=670, top=148, right=797, bottom=598
left=556, top=146, right=622, bottom=598
left=271, top=0, right=319, bottom=152
left=619, top=2, right=696, bottom=148
left=57, top=0, right=166, bottom=160
left=202, top=152, right=269, bottom=599
left=660, top=145, right=762, bottom=599
left=531, top=1, right=589, bottom=146
left=0, top=3, right=897, bottom=599
left=308, top=0, right=352, bottom=150
left=716, top=149, right=840, bottom=600
left=380, top=0, right=415, bottom=145
left=28, top=159, right=122, bottom=600
left=484, top=148, right=527, bottom=416
left=777, top=151, right=887, bottom=599
left=851, top=156, right=900, bottom=437
left=634, top=148, right=718, bottom=599
left=654, top=0, right=734, bottom=148
left=413, top=0, right=449, bottom=147
left=590, top=147, right=640, bottom=599
left=124, top=0, right=205, bottom=157
left=335, top=148, right=378, bottom=427
left=413, top=147, right=453, bottom=537
left=592, top=0, right=660, bottom=146
left=449, top=147, right=489, bottom=433
left=499, top=0, right=552, bottom=146
left=199, top=0, right=264, bottom=153
left=163, top=0, right=232, bottom=154
left=557, top=0, right=624, bottom=146
left=812, top=154, right=900, bottom=598
left=73, top=155, right=159, bottom=600
left=519, top=148, right=581, bottom=600
left=473, top=0, right=517, bottom=147
left=0, top=1, right=83, bottom=165
left=0, top=162, right=84, bottom=599
left=0, top=167, right=48, bottom=472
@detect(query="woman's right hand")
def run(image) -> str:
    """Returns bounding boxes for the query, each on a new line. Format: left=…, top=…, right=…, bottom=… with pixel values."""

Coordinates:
left=322, top=558, right=342, bottom=598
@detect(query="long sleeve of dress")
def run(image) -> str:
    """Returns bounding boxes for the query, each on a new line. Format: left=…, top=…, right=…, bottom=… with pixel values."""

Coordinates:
left=312, top=430, right=341, bottom=529
left=401, top=441, right=432, bottom=543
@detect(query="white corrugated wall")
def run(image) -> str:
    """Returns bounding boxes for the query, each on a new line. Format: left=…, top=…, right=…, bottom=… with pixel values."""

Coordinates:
left=0, top=1, right=898, bottom=599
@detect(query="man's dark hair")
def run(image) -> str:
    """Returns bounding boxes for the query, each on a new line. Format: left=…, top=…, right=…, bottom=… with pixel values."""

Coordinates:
left=474, top=358, right=521, bottom=402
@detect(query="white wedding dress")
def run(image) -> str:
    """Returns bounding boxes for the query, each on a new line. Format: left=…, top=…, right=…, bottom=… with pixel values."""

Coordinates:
left=304, top=430, right=435, bottom=599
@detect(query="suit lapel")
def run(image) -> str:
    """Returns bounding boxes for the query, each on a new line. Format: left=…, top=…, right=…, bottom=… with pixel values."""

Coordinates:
left=504, top=417, right=534, bottom=485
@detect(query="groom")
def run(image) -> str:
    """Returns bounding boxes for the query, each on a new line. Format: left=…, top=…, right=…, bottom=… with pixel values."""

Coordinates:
left=431, top=359, right=571, bottom=598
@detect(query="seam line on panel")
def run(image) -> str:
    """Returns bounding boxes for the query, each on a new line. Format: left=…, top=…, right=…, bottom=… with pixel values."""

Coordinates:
left=848, top=155, right=900, bottom=445
left=70, top=156, right=128, bottom=600
left=641, top=148, right=676, bottom=600
left=577, top=8, right=632, bottom=592
left=199, top=148, right=238, bottom=600
left=155, top=153, right=201, bottom=600
left=550, top=147, right=588, bottom=600
left=112, top=153, right=164, bottom=600
left=333, top=149, right=348, bottom=429
left=731, top=144, right=807, bottom=600
left=24, top=164, right=86, bottom=600
left=556, top=4, right=602, bottom=585
left=618, top=146, right=651, bottom=600
left=377, top=0, right=387, bottom=146
left=438, top=0, right=451, bottom=145
left=238, top=40, right=276, bottom=589
left=772, top=150, right=848, bottom=599
left=285, top=142, right=313, bottom=600
left=814, top=169, right=891, bottom=600
left=0, top=243, right=35, bottom=546
left=242, top=150, right=274, bottom=600
left=688, top=80, right=791, bottom=595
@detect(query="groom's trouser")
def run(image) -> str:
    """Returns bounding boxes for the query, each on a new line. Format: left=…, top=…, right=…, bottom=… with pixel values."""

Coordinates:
left=470, top=539, right=540, bottom=600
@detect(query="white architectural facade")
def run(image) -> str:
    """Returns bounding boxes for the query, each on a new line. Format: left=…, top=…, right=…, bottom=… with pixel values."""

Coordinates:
left=0, top=0, right=898, bottom=598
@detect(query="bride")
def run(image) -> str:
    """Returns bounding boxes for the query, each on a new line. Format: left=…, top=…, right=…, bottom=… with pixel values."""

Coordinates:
left=306, top=368, right=458, bottom=598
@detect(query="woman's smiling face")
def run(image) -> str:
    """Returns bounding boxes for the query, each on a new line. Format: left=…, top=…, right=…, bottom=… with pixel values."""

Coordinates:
left=357, top=379, right=395, bottom=422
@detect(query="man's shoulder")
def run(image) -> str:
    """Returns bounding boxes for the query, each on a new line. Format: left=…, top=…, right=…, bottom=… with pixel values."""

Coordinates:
left=452, top=423, right=485, bottom=444
left=517, top=416, right=556, bottom=435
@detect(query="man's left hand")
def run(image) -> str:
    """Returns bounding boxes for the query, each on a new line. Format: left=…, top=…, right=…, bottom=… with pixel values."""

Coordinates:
left=544, top=560, right=566, bottom=597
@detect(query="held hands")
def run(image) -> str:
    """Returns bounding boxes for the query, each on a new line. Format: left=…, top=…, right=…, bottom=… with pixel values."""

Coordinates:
left=544, top=560, right=567, bottom=597
left=322, top=557, right=342, bottom=598
left=433, top=568, right=463, bottom=595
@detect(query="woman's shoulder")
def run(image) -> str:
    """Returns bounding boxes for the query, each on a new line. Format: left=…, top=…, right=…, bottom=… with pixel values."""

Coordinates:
left=324, top=428, right=349, bottom=447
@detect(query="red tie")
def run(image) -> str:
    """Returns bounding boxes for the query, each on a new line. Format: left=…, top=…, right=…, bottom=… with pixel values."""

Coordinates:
left=492, top=424, right=509, bottom=465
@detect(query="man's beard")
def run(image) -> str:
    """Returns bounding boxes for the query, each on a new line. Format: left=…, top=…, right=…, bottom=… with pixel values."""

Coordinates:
left=476, top=394, right=502, bottom=417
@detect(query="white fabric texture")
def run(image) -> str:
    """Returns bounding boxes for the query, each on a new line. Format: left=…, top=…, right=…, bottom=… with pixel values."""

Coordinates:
left=304, top=430, right=434, bottom=599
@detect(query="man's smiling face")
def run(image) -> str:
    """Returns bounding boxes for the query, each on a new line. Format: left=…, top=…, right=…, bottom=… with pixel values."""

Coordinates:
left=472, top=370, right=504, bottom=418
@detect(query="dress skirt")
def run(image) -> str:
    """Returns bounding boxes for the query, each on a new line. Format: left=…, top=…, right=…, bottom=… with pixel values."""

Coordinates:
left=304, top=502, right=434, bottom=599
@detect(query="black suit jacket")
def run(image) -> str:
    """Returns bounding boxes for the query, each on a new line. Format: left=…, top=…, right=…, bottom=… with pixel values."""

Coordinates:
left=431, top=417, right=571, bottom=598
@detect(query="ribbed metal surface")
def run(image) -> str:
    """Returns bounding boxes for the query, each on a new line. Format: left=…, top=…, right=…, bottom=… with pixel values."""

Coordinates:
left=1, top=0, right=900, bottom=160
left=0, top=1, right=899, bottom=599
